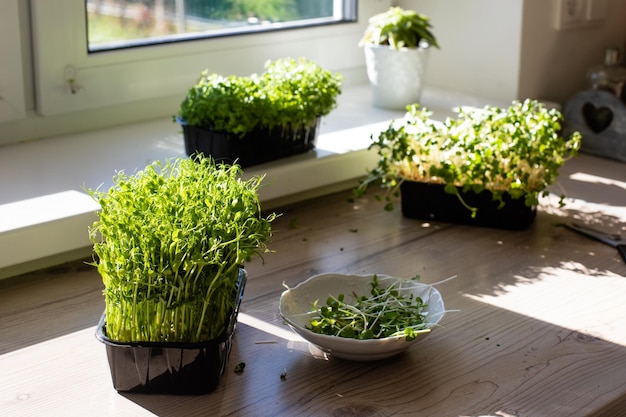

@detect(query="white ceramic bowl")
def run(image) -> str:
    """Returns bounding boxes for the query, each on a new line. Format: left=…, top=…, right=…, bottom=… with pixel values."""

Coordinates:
left=279, top=273, right=445, bottom=361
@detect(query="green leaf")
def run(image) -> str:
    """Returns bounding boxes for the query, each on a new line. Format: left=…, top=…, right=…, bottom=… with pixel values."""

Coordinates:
left=360, top=7, right=439, bottom=50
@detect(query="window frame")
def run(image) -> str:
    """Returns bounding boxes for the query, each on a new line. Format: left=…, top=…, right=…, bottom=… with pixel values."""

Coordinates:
left=0, top=0, right=26, bottom=123
left=30, top=0, right=376, bottom=117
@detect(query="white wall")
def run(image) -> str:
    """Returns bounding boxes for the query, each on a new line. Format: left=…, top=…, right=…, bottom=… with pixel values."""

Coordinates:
left=398, top=0, right=523, bottom=103
left=399, top=0, right=626, bottom=105
left=520, top=0, right=626, bottom=104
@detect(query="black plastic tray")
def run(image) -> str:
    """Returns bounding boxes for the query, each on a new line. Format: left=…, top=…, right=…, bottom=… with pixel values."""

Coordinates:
left=96, top=269, right=246, bottom=395
left=400, top=181, right=536, bottom=230
left=179, top=118, right=319, bottom=168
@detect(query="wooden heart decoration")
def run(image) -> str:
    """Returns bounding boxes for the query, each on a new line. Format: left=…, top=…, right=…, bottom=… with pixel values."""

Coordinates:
left=582, top=102, right=613, bottom=133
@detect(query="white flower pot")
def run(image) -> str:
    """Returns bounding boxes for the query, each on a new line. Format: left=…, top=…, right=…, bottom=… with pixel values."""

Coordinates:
left=364, top=44, right=431, bottom=110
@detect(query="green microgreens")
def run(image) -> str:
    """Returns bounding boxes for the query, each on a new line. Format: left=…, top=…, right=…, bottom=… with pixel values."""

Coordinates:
left=176, top=57, right=342, bottom=137
left=88, top=157, right=277, bottom=343
left=306, top=275, right=431, bottom=341
left=353, top=99, right=582, bottom=215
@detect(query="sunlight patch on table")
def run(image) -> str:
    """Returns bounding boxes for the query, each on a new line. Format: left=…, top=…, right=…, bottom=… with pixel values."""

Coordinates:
left=569, top=172, right=626, bottom=191
left=540, top=190, right=626, bottom=224
left=238, top=312, right=303, bottom=342
left=237, top=312, right=326, bottom=357
left=459, top=413, right=517, bottom=417
left=465, top=264, right=626, bottom=346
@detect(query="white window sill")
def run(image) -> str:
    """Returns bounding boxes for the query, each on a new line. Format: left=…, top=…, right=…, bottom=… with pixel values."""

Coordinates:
left=0, top=84, right=499, bottom=278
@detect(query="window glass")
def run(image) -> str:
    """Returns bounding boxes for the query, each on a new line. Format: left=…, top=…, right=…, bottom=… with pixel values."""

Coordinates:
left=87, top=0, right=345, bottom=52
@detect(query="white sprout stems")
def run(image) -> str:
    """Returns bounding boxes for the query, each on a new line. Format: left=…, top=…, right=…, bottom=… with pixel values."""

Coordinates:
left=428, top=275, right=458, bottom=286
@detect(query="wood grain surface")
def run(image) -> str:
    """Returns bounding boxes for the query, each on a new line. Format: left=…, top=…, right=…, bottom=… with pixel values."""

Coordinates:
left=1, top=154, right=625, bottom=417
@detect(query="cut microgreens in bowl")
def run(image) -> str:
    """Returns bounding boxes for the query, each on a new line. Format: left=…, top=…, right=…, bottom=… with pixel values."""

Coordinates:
left=307, top=275, right=430, bottom=341
left=279, top=273, right=450, bottom=361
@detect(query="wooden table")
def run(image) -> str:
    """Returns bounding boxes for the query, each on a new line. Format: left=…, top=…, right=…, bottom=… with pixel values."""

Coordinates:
left=1, top=154, right=625, bottom=417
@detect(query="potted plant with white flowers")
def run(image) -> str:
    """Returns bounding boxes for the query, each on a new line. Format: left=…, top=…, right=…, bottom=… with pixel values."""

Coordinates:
left=353, top=99, right=582, bottom=230
left=89, top=156, right=277, bottom=394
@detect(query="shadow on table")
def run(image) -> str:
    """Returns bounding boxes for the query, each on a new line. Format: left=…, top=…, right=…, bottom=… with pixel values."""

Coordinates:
left=0, top=257, right=104, bottom=354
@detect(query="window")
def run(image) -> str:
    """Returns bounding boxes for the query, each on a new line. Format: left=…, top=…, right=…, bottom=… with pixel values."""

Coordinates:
left=87, top=0, right=346, bottom=53
left=30, top=0, right=375, bottom=117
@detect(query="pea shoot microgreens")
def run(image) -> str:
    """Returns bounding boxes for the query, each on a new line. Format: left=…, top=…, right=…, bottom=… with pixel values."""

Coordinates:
left=306, top=275, right=431, bottom=341
left=88, top=157, right=277, bottom=343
